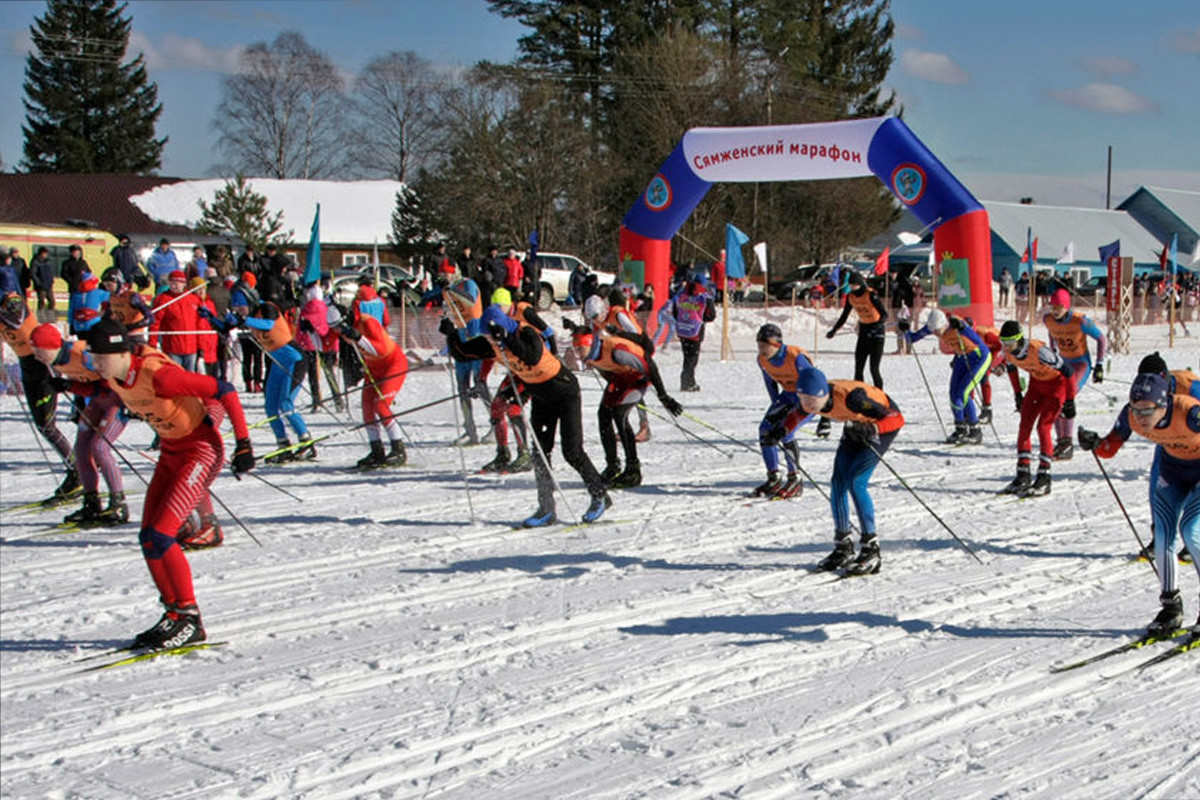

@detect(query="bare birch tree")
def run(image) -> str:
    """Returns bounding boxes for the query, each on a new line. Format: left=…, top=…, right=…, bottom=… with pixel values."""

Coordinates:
left=351, top=51, right=448, bottom=182
left=214, top=32, right=346, bottom=179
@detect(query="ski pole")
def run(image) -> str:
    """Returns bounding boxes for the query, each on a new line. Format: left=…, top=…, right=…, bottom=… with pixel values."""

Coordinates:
left=1086, top=381, right=1120, bottom=407
left=909, top=346, right=948, bottom=439
left=868, top=443, right=984, bottom=564
left=1092, top=450, right=1158, bottom=578
left=443, top=357, right=477, bottom=525
left=14, top=390, right=62, bottom=476
left=639, top=403, right=733, bottom=459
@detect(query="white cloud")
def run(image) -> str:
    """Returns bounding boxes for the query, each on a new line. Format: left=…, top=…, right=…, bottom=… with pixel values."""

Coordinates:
left=129, top=31, right=244, bottom=74
left=899, top=49, right=969, bottom=85
left=1171, top=24, right=1200, bottom=53
left=1047, top=82, right=1158, bottom=114
left=1082, top=56, right=1138, bottom=78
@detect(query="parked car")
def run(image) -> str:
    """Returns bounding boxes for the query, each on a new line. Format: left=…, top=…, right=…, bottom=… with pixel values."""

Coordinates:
left=331, top=264, right=420, bottom=309
left=767, top=265, right=829, bottom=301
left=530, top=252, right=614, bottom=310
left=1074, top=275, right=1108, bottom=298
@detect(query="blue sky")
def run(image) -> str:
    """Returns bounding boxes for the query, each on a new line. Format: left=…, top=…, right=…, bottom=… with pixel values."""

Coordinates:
left=2, top=0, right=1197, bottom=208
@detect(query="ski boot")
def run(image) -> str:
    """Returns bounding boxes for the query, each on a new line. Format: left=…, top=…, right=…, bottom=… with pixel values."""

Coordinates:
left=43, top=468, right=82, bottom=506
left=978, top=405, right=993, bottom=425
left=294, top=435, right=318, bottom=461
left=582, top=493, right=612, bottom=523
left=751, top=471, right=783, bottom=497
left=600, top=462, right=623, bottom=486
left=1136, top=541, right=1155, bottom=562
left=1021, top=470, right=1051, bottom=497
left=265, top=439, right=295, bottom=465
left=480, top=446, right=511, bottom=474
left=509, top=447, right=532, bottom=472
left=634, top=420, right=652, bottom=443
left=775, top=472, right=803, bottom=499
left=1180, top=547, right=1194, bottom=565
left=609, top=463, right=642, bottom=489
left=1000, top=465, right=1031, bottom=495
left=134, top=604, right=205, bottom=650
left=357, top=441, right=387, bottom=470
left=815, top=417, right=832, bottom=439
left=1053, top=438, right=1074, bottom=461
left=522, top=507, right=557, bottom=528
left=817, top=534, right=855, bottom=572
left=98, top=491, right=129, bottom=525
left=844, top=535, right=882, bottom=576
left=384, top=440, right=407, bottom=467
left=179, top=514, right=224, bottom=550
left=945, top=424, right=968, bottom=445
left=964, top=425, right=983, bottom=445
left=1146, top=590, right=1183, bottom=637
left=64, top=492, right=103, bottom=526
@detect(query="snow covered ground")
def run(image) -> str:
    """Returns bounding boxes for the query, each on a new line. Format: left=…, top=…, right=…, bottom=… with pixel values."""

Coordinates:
left=2, top=307, right=1199, bottom=800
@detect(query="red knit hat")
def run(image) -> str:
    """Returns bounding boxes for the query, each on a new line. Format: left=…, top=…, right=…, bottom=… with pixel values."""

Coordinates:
left=168, top=270, right=187, bottom=281
left=30, top=323, right=63, bottom=349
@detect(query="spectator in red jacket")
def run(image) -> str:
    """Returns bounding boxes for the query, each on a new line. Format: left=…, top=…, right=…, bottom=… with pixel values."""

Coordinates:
left=150, top=271, right=202, bottom=372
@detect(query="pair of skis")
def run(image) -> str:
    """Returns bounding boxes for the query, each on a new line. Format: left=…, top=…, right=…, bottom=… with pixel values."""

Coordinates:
left=74, top=641, right=228, bottom=673
left=1050, top=628, right=1197, bottom=677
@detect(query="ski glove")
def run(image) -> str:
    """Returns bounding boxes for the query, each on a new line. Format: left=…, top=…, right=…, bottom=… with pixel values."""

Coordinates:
left=338, top=322, right=361, bottom=341
left=1077, top=428, right=1100, bottom=451
left=844, top=420, right=878, bottom=446
left=659, top=393, right=683, bottom=417
left=896, top=319, right=910, bottom=332
left=49, top=376, right=73, bottom=394
left=947, top=315, right=964, bottom=331
left=487, top=320, right=508, bottom=340
left=1061, top=398, right=1076, bottom=419
left=298, top=317, right=315, bottom=334
left=438, top=317, right=456, bottom=336
left=231, top=438, right=255, bottom=478
left=562, top=318, right=579, bottom=332
left=1014, top=393, right=1024, bottom=412
left=1093, top=363, right=1104, bottom=384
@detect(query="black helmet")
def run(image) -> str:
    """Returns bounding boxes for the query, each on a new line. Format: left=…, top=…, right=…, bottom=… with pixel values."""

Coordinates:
left=999, top=320, right=1023, bottom=342
left=756, top=323, right=783, bottom=343
left=101, top=267, right=122, bottom=284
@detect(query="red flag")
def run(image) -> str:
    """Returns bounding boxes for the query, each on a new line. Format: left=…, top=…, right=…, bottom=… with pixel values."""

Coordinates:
left=1021, top=238, right=1039, bottom=263
left=1159, top=247, right=1168, bottom=269
left=874, top=247, right=889, bottom=276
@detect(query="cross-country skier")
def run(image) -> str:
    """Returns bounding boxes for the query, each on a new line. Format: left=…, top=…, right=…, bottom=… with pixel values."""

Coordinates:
left=84, top=317, right=255, bottom=649
left=439, top=278, right=492, bottom=446
left=30, top=323, right=129, bottom=526
left=100, top=267, right=154, bottom=343
left=473, top=288, right=544, bottom=474
left=336, top=297, right=408, bottom=469
left=579, top=293, right=682, bottom=489
left=995, top=320, right=1076, bottom=497
left=1043, top=288, right=1107, bottom=460
left=795, top=367, right=905, bottom=575
left=0, top=292, right=80, bottom=504
left=241, top=302, right=316, bottom=463
left=1078, top=373, right=1200, bottom=635
left=483, top=303, right=611, bottom=527
left=751, top=323, right=815, bottom=498
left=901, top=308, right=991, bottom=445
left=825, top=271, right=887, bottom=388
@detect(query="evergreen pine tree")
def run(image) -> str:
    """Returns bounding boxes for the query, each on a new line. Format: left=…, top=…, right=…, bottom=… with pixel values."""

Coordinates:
left=196, top=175, right=290, bottom=252
left=22, top=0, right=165, bottom=173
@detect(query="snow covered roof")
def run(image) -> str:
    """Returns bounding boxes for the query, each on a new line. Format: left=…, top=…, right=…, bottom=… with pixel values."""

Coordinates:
left=1116, top=185, right=1200, bottom=254
left=128, top=179, right=405, bottom=245
left=981, top=200, right=1165, bottom=265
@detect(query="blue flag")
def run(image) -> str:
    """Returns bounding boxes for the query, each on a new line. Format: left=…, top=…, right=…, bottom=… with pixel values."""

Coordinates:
left=1098, top=239, right=1120, bottom=265
left=1170, top=233, right=1178, bottom=279
left=303, top=204, right=321, bottom=286
left=724, top=223, right=750, bottom=279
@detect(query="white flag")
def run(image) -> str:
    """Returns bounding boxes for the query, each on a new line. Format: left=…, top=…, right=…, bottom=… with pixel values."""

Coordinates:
left=752, top=242, right=768, bottom=273
left=1192, top=240, right=1200, bottom=264
left=1056, top=241, right=1075, bottom=265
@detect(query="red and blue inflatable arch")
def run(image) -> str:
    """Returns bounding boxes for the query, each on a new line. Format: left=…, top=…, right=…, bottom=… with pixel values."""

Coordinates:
left=620, top=116, right=994, bottom=326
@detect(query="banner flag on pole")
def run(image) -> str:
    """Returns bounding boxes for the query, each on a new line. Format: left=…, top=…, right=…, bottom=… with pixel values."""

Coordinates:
left=1170, top=233, right=1177, bottom=280
left=724, top=223, right=750, bottom=279
left=1098, top=240, right=1120, bottom=265
left=1056, top=241, right=1075, bottom=264
left=1020, top=233, right=1038, bottom=266
left=874, top=246, right=890, bottom=276
left=303, top=203, right=321, bottom=286
left=752, top=242, right=768, bottom=274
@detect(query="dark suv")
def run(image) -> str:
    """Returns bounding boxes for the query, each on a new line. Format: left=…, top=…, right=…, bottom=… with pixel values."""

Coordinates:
left=768, top=265, right=830, bottom=301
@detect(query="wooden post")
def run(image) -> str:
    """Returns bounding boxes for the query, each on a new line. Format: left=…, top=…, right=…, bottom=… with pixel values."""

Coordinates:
left=720, top=288, right=733, bottom=361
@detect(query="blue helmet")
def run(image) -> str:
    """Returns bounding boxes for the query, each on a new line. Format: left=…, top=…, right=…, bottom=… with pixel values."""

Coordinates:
left=796, top=367, right=829, bottom=397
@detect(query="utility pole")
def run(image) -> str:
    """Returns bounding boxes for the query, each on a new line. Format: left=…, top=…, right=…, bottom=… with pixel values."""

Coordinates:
left=1105, top=146, right=1112, bottom=210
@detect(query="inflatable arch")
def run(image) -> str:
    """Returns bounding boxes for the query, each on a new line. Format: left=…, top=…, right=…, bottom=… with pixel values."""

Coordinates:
left=620, top=117, right=995, bottom=327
